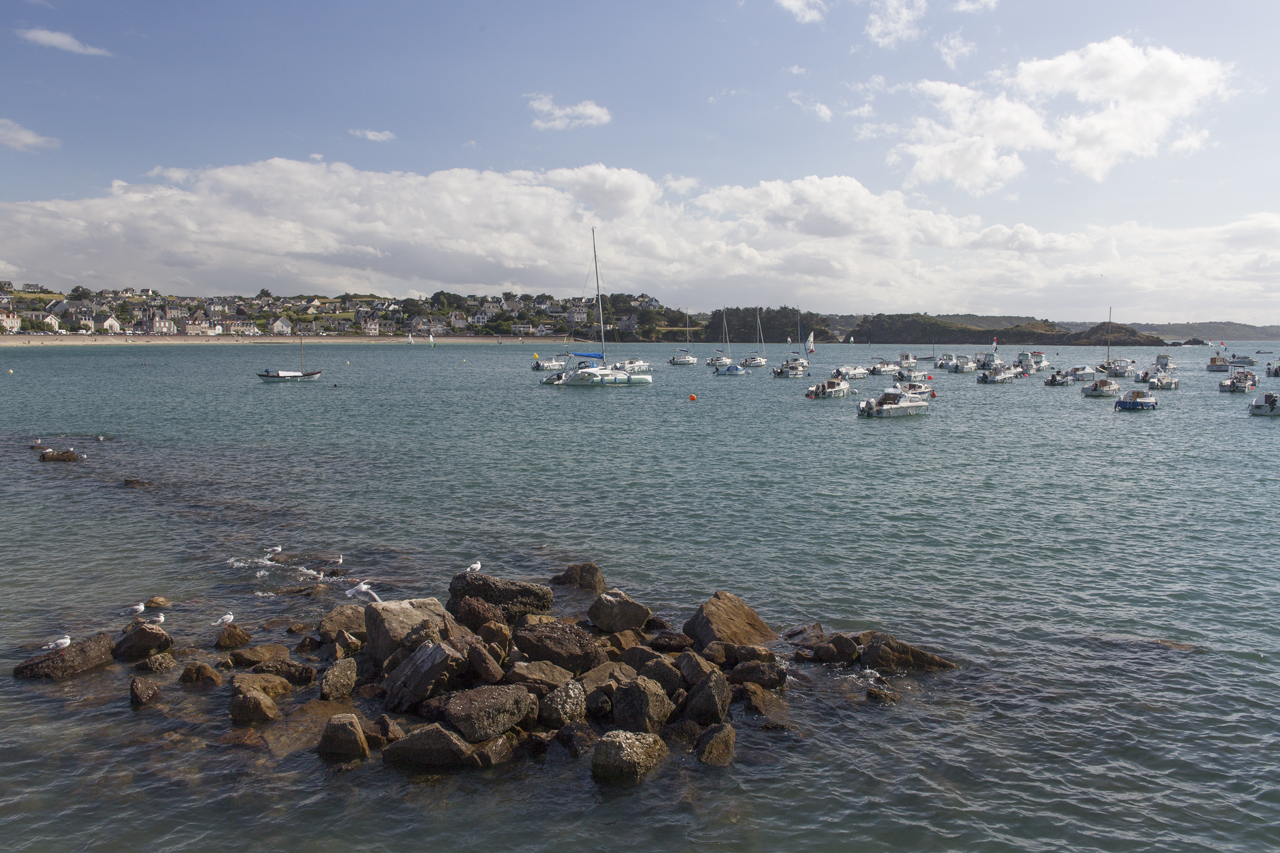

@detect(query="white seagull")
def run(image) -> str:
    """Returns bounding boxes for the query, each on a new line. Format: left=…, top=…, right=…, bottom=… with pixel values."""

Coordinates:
left=211, top=613, right=234, bottom=627
left=467, top=560, right=482, bottom=573
left=42, top=635, right=71, bottom=651
left=266, top=546, right=282, bottom=554
left=150, top=613, right=165, bottom=625
left=346, top=580, right=382, bottom=602
left=122, top=602, right=145, bottom=616
left=297, top=567, right=323, bottom=578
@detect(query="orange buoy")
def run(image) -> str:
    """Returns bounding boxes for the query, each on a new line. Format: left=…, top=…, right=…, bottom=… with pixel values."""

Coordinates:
left=689, top=394, right=697, bottom=401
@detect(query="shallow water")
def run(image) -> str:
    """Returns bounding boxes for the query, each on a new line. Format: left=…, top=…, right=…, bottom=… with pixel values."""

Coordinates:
left=1, top=341, right=1277, bottom=852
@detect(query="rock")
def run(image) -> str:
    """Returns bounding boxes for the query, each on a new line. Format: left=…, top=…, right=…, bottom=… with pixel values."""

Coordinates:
left=231, top=673, right=293, bottom=698
left=382, top=723, right=513, bottom=771
left=503, top=660, right=574, bottom=692
left=585, top=687, right=611, bottom=718
left=456, top=596, right=506, bottom=631
left=216, top=728, right=266, bottom=749
left=515, top=614, right=558, bottom=628
left=129, top=676, right=160, bottom=708
left=134, top=652, right=176, bottom=673
left=700, top=641, right=735, bottom=668
left=550, top=562, right=608, bottom=593
left=618, top=646, right=665, bottom=672
left=512, top=622, right=608, bottom=675
left=682, top=591, right=777, bottom=651
left=793, top=648, right=817, bottom=663
left=591, top=731, right=668, bottom=785
left=660, top=718, right=705, bottom=745
left=319, top=657, right=358, bottom=700
left=683, top=670, right=731, bottom=726
left=694, top=723, right=736, bottom=766
left=294, top=636, right=321, bottom=654
left=317, top=604, right=368, bottom=643
left=736, top=682, right=777, bottom=716
left=612, top=676, right=675, bottom=734
left=783, top=622, right=826, bottom=647
left=40, top=450, right=79, bottom=461
left=229, top=688, right=282, bottom=724
left=814, top=633, right=860, bottom=664
left=179, top=662, right=223, bottom=687
left=251, top=659, right=316, bottom=686
left=476, top=620, right=512, bottom=653
left=638, top=657, right=685, bottom=699
left=364, top=598, right=449, bottom=666
left=467, top=643, right=504, bottom=684
left=356, top=684, right=384, bottom=700
left=555, top=721, right=600, bottom=758
left=578, top=661, right=637, bottom=695
left=215, top=624, right=253, bottom=649
left=443, top=685, right=537, bottom=743
left=643, top=615, right=673, bottom=634
left=316, top=713, right=370, bottom=761
left=605, top=629, right=646, bottom=653
left=727, top=661, right=787, bottom=690
left=539, top=680, right=587, bottom=729
left=447, top=573, right=554, bottom=623
left=649, top=631, right=694, bottom=653
left=112, top=623, right=173, bottom=662
left=734, top=645, right=776, bottom=663
left=383, top=642, right=466, bottom=713
left=229, top=644, right=290, bottom=667
left=259, top=699, right=355, bottom=758
left=867, top=686, right=901, bottom=704
left=332, top=630, right=363, bottom=657
left=286, top=623, right=312, bottom=635
left=144, top=596, right=170, bottom=609
left=676, top=651, right=718, bottom=689
left=587, top=590, right=651, bottom=634
left=857, top=632, right=957, bottom=673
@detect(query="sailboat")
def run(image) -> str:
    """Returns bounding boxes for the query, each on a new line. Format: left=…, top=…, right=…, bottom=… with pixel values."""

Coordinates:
left=408, top=333, right=414, bottom=344
left=741, top=309, right=767, bottom=367
left=772, top=309, right=810, bottom=377
left=669, top=310, right=697, bottom=365
left=706, top=309, right=732, bottom=367
left=429, top=333, right=435, bottom=347
left=714, top=313, right=749, bottom=375
left=543, top=229, right=653, bottom=387
left=257, top=333, right=321, bottom=382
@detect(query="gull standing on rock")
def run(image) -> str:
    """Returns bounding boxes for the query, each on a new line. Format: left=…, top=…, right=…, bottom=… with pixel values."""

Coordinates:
left=122, top=602, right=145, bottom=616
left=150, top=613, right=165, bottom=625
left=467, top=560, right=482, bottom=573
left=42, top=635, right=71, bottom=651
left=211, top=613, right=233, bottom=627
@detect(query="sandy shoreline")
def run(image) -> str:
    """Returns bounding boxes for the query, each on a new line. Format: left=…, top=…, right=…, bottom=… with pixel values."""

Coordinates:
left=0, top=334, right=568, bottom=348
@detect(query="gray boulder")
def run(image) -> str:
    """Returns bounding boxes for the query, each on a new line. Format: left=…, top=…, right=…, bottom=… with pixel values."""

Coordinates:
left=383, top=642, right=466, bottom=712
left=591, top=731, right=668, bottom=785
left=676, top=651, right=717, bottom=688
left=727, top=661, right=787, bottom=690
left=637, top=657, right=684, bottom=699
left=129, top=676, right=159, bottom=708
left=683, top=669, right=731, bottom=726
left=444, top=685, right=538, bottom=743
left=112, top=624, right=173, bottom=662
left=587, top=590, right=651, bottom=634
left=319, top=657, right=358, bottom=700
left=550, top=562, right=608, bottom=594
left=382, top=723, right=513, bottom=771
left=503, top=660, right=574, bottom=692
left=682, top=591, right=777, bottom=651
left=364, top=598, right=449, bottom=666
left=447, top=573, right=554, bottom=623
left=512, top=622, right=608, bottom=675
left=694, top=723, right=736, bottom=766
left=612, top=676, right=675, bottom=734
left=14, top=633, right=113, bottom=680
left=539, top=679, right=586, bottom=729
left=316, top=713, right=370, bottom=761
left=317, top=604, right=367, bottom=643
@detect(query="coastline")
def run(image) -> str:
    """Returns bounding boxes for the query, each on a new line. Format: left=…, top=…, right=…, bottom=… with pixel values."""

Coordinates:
left=0, top=334, right=561, bottom=348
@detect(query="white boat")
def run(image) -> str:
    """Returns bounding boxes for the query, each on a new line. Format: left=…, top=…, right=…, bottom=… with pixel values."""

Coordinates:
left=545, top=229, right=653, bottom=389
left=833, top=365, right=870, bottom=380
left=897, top=381, right=935, bottom=398
left=935, top=353, right=958, bottom=371
left=669, top=311, right=698, bottom=365
left=610, top=358, right=652, bottom=374
left=1044, top=371, right=1076, bottom=386
left=1248, top=392, right=1280, bottom=416
left=429, top=333, right=436, bottom=347
left=532, top=353, right=567, bottom=371
left=408, top=333, right=414, bottom=344
left=806, top=332, right=816, bottom=354
left=772, top=357, right=809, bottom=378
left=1081, top=378, right=1121, bottom=397
left=805, top=377, right=851, bottom=398
left=949, top=355, right=975, bottom=373
left=858, top=387, right=929, bottom=417
left=1031, top=352, right=1051, bottom=372
left=1155, top=353, right=1176, bottom=371
left=1206, top=355, right=1230, bottom=372
left=894, top=367, right=928, bottom=383
left=974, top=352, right=1004, bottom=371
left=707, top=311, right=733, bottom=367
left=1065, top=365, right=1097, bottom=383
left=258, top=336, right=320, bottom=382
left=1148, top=372, right=1180, bottom=390
left=1103, top=358, right=1135, bottom=378
left=715, top=363, right=751, bottom=376
left=741, top=310, right=767, bottom=367
left=1219, top=370, right=1257, bottom=393
left=977, top=368, right=1017, bottom=384
left=1228, top=354, right=1258, bottom=367
left=870, top=359, right=899, bottom=376
left=1267, top=363, right=1280, bottom=378
left=1115, top=389, right=1158, bottom=411
left=706, top=353, right=731, bottom=367
left=1013, top=352, right=1038, bottom=373
left=898, top=352, right=917, bottom=368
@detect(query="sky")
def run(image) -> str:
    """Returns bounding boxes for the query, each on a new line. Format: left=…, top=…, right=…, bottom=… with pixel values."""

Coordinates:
left=2, top=0, right=1279, bottom=323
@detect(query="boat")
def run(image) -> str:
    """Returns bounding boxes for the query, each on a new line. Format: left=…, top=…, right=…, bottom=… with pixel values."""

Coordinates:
left=832, top=365, right=870, bottom=380
left=1148, top=372, right=1180, bottom=390
left=1044, top=371, right=1075, bottom=386
left=1206, top=355, right=1230, bottom=372
left=1104, top=357, right=1135, bottom=378
left=935, top=353, right=958, bottom=371
left=977, top=368, right=1017, bottom=384
left=894, top=367, right=928, bottom=383
left=1081, top=378, right=1121, bottom=397
left=857, top=387, right=929, bottom=417
left=741, top=310, right=767, bottom=367
left=1267, top=363, right=1280, bottom=378
left=1248, top=392, right=1280, bottom=416
left=532, top=353, right=567, bottom=371
left=408, top=333, right=413, bottom=344
left=706, top=311, right=734, bottom=367
left=870, top=359, right=899, bottom=376
left=610, top=358, right=652, bottom=374
left=544, top=229, right=653, bottom=388
left=805, top=377, right=851, bottom=398
left=1065, top=365, right=1097, bottom=383
left=974, top=352, right=1004, bottom=372
left=258, top=335, right=320, bottom=382
left=429, top=333, right=436, bottom=347
left=897, top=381, right=935, bottom=398
left=1115, top=389, right=1158, bottom=411
left=806, top=332, right=816, bottom=355
left=949, top=355, right=975, bottom=373
left=898, top=352, right=917, bottom=368
left=1013, top=352, right=1038, bottom=373
left=669, top=310, right=698, bottom=365
left=715, top=363, right=751, bottom=376
left=1155, top=353, right=1176, bottom=371
left=1030, top=352, right=1051, bottom=372
left=1219, top=370, right=1257, bottom=393
left=772, top=357, right=810, bottom=378
left=1228, top=354, right=1258, bottom=367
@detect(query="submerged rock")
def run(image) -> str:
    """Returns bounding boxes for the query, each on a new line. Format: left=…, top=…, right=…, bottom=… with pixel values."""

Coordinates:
left=229, top=687, right=282, bottom=724
left=857, top=632, right=956, bottom=673
left=682, top=591, right=777, bottom=651
left=319, top=657, right=358, bottom=700
left=178, top=662, right=223, bottom=687
left=13, top=633, right=113, bottom=680
left=591, top=731, right=668, bottom=785
left=129, top=676, right=160, bottom=708
left=251, top=659, right=316, bottom=686
left=550, top=562, right=608, bottom=594
left=447, top=573, right=554, bottom=624
left=587, top=590, right=651, bottom=634
left=144, top=596, right=170, bottom=609
left=694, top=723, right=736, bottom=766
left=382, top=723, right=513, bottom=771
left=316, top=713, right=370, bottom=761
left=555, top=721, right=600, bottom=758
left=40, top=450, right=78, bottom=462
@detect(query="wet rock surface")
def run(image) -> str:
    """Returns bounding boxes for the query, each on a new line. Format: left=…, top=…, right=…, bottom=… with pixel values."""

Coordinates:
left=113, top=624, right=173, bottom=662
left=550, top=562, right=608, bottom=594
left=14, top=633, right=114, bottom=680
left=683, top=591, right=778, bottom=651
left=591, top=731, right=669, bottom=785
left=447, top=573, right=554, bottom=624
left=512, top=622, right=608, bottom=675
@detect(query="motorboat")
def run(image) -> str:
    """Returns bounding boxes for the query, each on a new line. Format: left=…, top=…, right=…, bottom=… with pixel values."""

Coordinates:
left=870, top=359, right=899, bottom=376
left=1013, top=352, right=1038, bottom=373
left=741, top=354, right=767, bottom=368
left=1065, top=365, right=1097, bottom=383
left=1248, top=392, right=1280, bottom=416
left=1228, top=354, right=1258, bottom=367
left=715, top=363, right=750, bottom=376
left=1103, top=358, right=1135, bottom=378
left=897, top=381, right=936, bottom=398
left=532, top=354, right=567, bottom=371
left=858, top=387, right=929, bottom=417
left=1044, top=371, right=1075, bottom=386
left=833, top=365, right=870, bottom=380
left=1031, top=352, right=1051, bottom=372
left=1267, top=363, right=1280, bottom=378
left=949, top=355, right=975, bottom=373
left=894, top=368, right=928, bottom=383
left=805, top=377, right=852, bottom=398
left=1206, top=355, right=1230, bottom=372
left=898, top=352, right=918, bottom=368
left=935, top=353, right=958, bottom=371
left=258, top=336, right=320, bottom=382
left=741, top=310, right=768, bottom=367
left=977, top=368, right=1017, bottom=384
left=1219, top=370, right=1257, bottom=393
left=974, top=352, right=1004, bottom=372
left=1081, top=378, right=1121, bottom=397
left=610, top=358, right=652, bottom=374
left=772, top=357, right=810, bottom=378
left=1155, top=353, right=1177, bottom=371
left=706, top=353, right=732, bottom=368
left=1148, top=372, right=1180, bottom=390
left=1115, top=389, right=1158, bottom=411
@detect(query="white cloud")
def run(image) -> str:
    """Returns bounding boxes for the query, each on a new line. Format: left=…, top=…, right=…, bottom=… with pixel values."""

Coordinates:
left=349, top=128, right=395, bottom=142
left=789, top=92, right=833, bottom=121
left=936, top=30, right=974, bottom=69
left=866, top=0, right=928, bottom=48
left=0, top=157, right=1276, bottom=321
left=847, top=104, right=875, bottom=118
left=16, top=28, right=112, bottom=56
left=785, top=65, right=808, bottom=76
left=527, top=95, right=611, bottom=130
left=463, top=140, right=477, bottom=148
left=309, top=153, right=324, bottom=161
left=892, top=37, right=1234, bottom=192
left=776, top=0, right=826, bottom=24
left=0, top=118, right=60, bottom=151
left=953, top=0, right=997, bottom=11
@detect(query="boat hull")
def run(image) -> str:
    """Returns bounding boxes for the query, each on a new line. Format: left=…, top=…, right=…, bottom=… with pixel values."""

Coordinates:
left=258, top=371, right=321, bottom=383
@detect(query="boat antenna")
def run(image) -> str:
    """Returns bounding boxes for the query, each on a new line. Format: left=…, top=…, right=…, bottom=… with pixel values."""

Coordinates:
left=592, top=227, right=604, bottom=363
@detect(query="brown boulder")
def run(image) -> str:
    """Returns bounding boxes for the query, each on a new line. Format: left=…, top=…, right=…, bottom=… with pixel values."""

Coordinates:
left=316, top=713, right=370, bottom=761
left=727, top=661, right=787, bottom=690
left=682, top=591, right=777, bottom=651
left=383, top=642, right=466, bottom=713
left=587, top=590, right=651, bottom=634
left=538, top=679, right=587, bottom=729
left=446, top=573, right=554, bottom=624
left=144, top=596, right=170, bottom=609
left=857, top=632, right=956, bottom=673
left=503, top=660, right=574, bottom=692
left=591, top=731, right=668, bottom=785
left=112, top=623, right=173, bottom=662
left=134, top=653, right=176, bottom=673
left=229, top=688, right=282, bottom=724
left=512, top=622, right=608, bottom=675
left=550, top=562, right=608, bottom=593
left=382, top=723, right=513, bottom=771
left=13, top=633, right=113, bottom=680
left=40, top=450, right=79, bottom=461
left=251, top=659, right=316, bottom=686
left=467, top=643, right=504, bottom=684
left=231, top=673, right=293, bottom=698
left=443, top=685, right=538, bottom=742
left=229, top=644, right=289, bottom=667
left=637, top=657, right=684, bottom=698
left=319, top=657, right=358, bottom=700
left=215, top=624, right=253, bottom=649
left=179, top=662, right=223, bottom=687
left=129, top=676, right=160, bottom=708
left=683, top=669, right=731, bottom=727
left=675, top=651, right=717, bottom=689
left=612, top=676, right=675, bottom=734
left=364, top=598, right=450, bottom=666
left=694, top=723, right=736, bottom=766
left=456, top=596, right=506, bottom=631
left=317, top=604, right=368, bottom=643
left=555, top=721, right=600, bottom=758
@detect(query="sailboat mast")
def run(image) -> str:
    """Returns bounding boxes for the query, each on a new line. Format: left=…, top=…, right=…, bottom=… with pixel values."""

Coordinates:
left=1106, top=306, right=1112, bottom=365
left=300, top=332, right=304, bottom=373
left=592, top=227, right=604, bottom=363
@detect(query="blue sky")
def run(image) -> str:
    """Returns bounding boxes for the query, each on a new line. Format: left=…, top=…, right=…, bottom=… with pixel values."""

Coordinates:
left=2, top=1, right=1278, bottom=322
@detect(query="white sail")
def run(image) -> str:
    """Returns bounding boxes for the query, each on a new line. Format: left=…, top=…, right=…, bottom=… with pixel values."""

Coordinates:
left=806, top=331, right=815, bottom=354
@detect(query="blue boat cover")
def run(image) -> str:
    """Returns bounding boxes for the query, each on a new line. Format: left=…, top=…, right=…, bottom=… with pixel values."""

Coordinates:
left=570, top=352, right=604, bottom=359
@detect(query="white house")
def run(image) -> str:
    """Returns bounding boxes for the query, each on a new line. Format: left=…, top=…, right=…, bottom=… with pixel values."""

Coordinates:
left=269, top=316, right=293, bottom=335
left=534, top=324, right=556, bottom=337
left=0, top=311, right=19, bottom=333
left=93, top=313, right=123, bottom=334
left=510, top=323, right=534, bottom=336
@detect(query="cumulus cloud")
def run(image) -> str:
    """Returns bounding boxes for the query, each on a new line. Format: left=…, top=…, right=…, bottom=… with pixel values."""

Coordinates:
left=893, top=37, right=1234, bottom=192
left=349, top=129, right=395, bottom=142
left=0, top=118, right=60, bottom=151
left=0, top=156, right=1276, bottom=320
left=785, top=65, right=808, bottom=75
left=953, top=0, right=997, bottom=10
left=527, top=95, right=611, bottom=130
left=936, top=31, right=974, bottom=69
left=776, top=0, right=826, bottom=24
left=789, top=92, right=833, bottom=121
left=866, top=0, right=928, bottom=48
left=16, top=28, right=112, bottom=56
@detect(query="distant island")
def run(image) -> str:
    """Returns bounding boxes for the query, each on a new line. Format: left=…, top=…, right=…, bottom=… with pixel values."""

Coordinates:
left=845, top=314, right=1172, bottom=347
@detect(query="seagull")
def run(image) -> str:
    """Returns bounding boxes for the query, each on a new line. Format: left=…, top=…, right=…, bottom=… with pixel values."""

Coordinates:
left=150, top=613, right=165, bottom=625
left=42, top=635, right=71, bottom=651
left=122, top=602, right=145, bottom=616
left=266, top=545, right=282, bottom=554
left=467, top=560, right=482, bottom=573
left=297, top=567, right=322, bottom=578
left=211, top=613, right=233, bottom=627
left=335, top=554, right=342, bottom=565
left=346, top=580, right=382, bottom=602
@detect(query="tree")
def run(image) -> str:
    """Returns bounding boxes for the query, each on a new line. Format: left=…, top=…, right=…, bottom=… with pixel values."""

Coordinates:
left=68, top=286, right=94, bottom=301
left=257, top=288, right=273, bottom=299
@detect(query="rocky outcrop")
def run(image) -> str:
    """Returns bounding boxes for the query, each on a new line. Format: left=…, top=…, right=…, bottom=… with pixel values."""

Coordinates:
left=382, top=723, right=513, bottom=771
left=443, top=685, right=537, bottom=743
left=144, top=596, right=170, bottom=609
left=316, top=713, right=370, bottom=761
left=14, top=633, right=113, bottom=680
left=683, top=669, right=731, bottom=727
left=134, top=653, right=176, bottom=673
left=112, top=624, right=173, bottom=662
left=694, top=723, right=735, bottom=766
left=129, top=676, right=159, bottom=708
left=215, top=624, right=252, bottom=649
left=231, top=672, right=292, bottom=698
left=251, top=659, right=316, bottom=686
left=40, top=450, right=78, bottom=462
left=512, top=622, right=608, bottom=675
left=682, top=591, right=777, bottom=651
left=229, top=644, right=289, bottom=667
left=727, top=661, right=787, bottom=690
left=383, top=642, right=466, bottom=712
left=503, top=660, right=574, bottom=692
left=317, top=604, right=367, bottom=643
left=179, top=662, right=222, bottom=687
left=612, top=676, right=675, bottom=734
left=587, top=590, right=651, bottom=634
left=229, top=688, right=282, bottom=724
left=320, top=657, right=358, bottom=700
left=539, top=680, right=586, bottom=729
left=455, top=596, right=506, bottom=631
left=591, top=731, right=668, bottom=785
left=550, top=562, right=608, bottom=594
left=857, top=632, right=956, bottom=672
left=364, top=598, right=449, bottom=666
left=446, top=573, right=554, bottom=623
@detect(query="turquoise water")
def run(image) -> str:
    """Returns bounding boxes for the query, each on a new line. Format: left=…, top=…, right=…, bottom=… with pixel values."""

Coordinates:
left=1, top=341, right=1277, bottom=852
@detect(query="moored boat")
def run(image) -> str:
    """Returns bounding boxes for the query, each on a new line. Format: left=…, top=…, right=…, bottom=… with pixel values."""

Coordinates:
left=532, top=354, right=567, bottom=371
left=805, top=377, right=851, bottom=398
left=1082, top=378, right=1121, bottom=397
left=610, top=358, right=652, bottom=374
left=858, top=387, right=929, bottom=417
left=1248, top=392, right=1280, bottom=416
left=773, top=356, right=809, bottom=378
left=258, top=335, right=320, bottom=382
left=1115, top=389, right=1158, bottom=411
left=977, top=368, right=1017, bottom=384
left=832, top=365, right=870, bottom=380
left=949, top=355, right=975, bottom=373
left=1044, top=371, right=1075, bottom=386
left=1148, top=372, right=1180, bottom=390
left=935, top=353, right=958, bottom=371
left=1206, top=355, right=1230, bottom=372
left=1219, top=370, right=1257, bottom=393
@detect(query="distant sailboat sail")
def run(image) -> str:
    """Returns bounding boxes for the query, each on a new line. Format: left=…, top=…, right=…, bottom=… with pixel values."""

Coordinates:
left=429, top=333, right=435, bottom=347
left=806, top=332, right=815, bottom=354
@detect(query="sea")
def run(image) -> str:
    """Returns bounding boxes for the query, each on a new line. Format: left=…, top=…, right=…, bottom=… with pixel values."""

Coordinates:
left=1, top=340, right=1277, bottom=852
